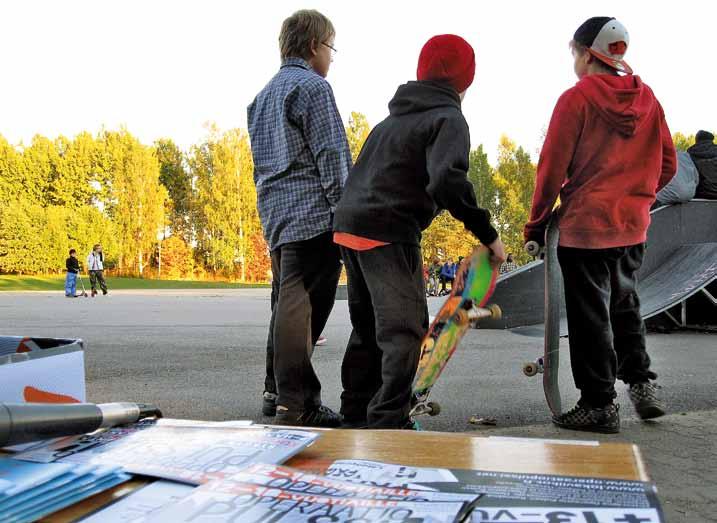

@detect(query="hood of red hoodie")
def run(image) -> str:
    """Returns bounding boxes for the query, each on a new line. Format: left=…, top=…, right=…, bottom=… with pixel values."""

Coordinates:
left=575, top=75, right=657, bottom=137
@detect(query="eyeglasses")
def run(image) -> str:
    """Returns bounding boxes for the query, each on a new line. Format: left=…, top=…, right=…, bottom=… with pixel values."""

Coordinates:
left=322, top=42, right=337, bottom=55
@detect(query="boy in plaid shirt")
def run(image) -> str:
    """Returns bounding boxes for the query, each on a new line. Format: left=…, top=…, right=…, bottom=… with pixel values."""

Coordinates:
left=248, top=9, right=352, bottom=428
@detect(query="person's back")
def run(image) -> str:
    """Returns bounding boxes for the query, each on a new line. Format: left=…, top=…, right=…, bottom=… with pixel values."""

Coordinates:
left=526, top=72, right=675, bottom=249
left=335, top=81, right=494, bottom=245
left=246, top=10, right=351, bottom=429
left=334, top=35, right=504, bottom=430
left=525, top=17, right=673, bottom=434
left=248, top=51, right=350, bottom=251
left=688, top=130, right=717, bottom=199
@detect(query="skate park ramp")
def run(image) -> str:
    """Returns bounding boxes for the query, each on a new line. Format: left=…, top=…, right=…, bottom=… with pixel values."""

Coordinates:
left=481, top=200, right=717, bottom=334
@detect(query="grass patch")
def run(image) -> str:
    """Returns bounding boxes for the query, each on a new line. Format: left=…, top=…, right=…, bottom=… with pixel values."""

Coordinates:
left=0, top=275, right=269, bottom=291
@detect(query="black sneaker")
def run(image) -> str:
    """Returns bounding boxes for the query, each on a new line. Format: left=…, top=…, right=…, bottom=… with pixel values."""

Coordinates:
left=275, top=405, right=342, bottom=428
left=341, top=418, right=368, bottom=429
left=629, top=382, right=666, bottom=420
left=553, top=402, right=620, bottom=434
left=262, top=392, right=277, bottom=417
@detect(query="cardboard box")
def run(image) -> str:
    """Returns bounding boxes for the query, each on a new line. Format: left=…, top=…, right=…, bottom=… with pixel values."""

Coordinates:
left=0, top=337, right=86, bottom=403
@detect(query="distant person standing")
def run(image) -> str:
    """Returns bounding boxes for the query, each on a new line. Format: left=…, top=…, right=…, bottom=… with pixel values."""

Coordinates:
left=86, top=244, right=108, bottom=297
left=427, top=257, right=441, bottom=296
left=247, top=9, right=351, bottom=427
left=687, top=130, right=717, bottom=200
left=64, top=249, right=80, bottom=298
left=500, top=253, right=517, bottom=274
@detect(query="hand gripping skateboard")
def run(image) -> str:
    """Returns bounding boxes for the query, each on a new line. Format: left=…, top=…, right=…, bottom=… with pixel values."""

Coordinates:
left=410, top=246, right=502, bottom=418
left=523, top=216, right=563, bottom=416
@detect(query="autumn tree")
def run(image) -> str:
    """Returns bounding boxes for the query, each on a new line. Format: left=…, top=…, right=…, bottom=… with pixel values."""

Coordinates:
left=492, top=135, right=536, bottom=264
left=155, top=138, right=192, bottom=243
left=159, top=236, right=193, bottom=279
left=346, top=111, right=370, bottom=162
left=99, top=130, right=167, bottom=275
left=190, top=126, right=264, bottom=280
left=672, top=132, right=695, bottom=151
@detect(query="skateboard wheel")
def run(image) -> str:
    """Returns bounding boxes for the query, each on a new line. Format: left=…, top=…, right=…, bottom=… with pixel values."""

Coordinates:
left=421, top=338, right=435, bottom=352
left=523, top=362, right=538, bottom=377
left=488, top=304, right=502, bottom=320
left=454, top=309, right=469, bottom=326
left=427, top=401, right=441, bottom=416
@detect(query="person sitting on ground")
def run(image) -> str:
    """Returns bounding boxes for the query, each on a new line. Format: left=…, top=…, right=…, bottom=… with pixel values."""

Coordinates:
left=500, top=253, right=518, bottom=274
left=439, top=257, right=456, bottom=294
left=65, top=249, right=80, bottom=298
left=334, top=34, right=504, bottom=429
left=687, top=130, right=717, bottom=200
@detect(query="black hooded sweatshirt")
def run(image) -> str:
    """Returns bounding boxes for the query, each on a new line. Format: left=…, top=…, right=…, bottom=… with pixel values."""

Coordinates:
left=333, top=81, right=498, bottom=247
left=688, top=138, right=717, bottom=199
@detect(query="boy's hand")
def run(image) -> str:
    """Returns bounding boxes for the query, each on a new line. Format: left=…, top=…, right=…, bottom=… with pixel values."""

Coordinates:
left=486, top=238, right=507, bottom=270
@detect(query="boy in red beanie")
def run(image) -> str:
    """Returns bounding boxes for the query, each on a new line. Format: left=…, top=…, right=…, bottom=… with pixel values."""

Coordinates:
left=524, top=17, right=676, bottom=433
left=334, top=34, right=506, bottom=430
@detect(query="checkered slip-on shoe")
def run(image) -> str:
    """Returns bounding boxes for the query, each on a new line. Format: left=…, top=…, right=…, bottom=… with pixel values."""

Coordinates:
left=553, top=402, right=620, bottom=434
left=629, top=382, right=666, bottom=420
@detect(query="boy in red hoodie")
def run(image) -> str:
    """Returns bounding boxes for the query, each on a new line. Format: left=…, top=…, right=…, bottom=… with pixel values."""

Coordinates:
left=524, top=17, right=676, bottom=433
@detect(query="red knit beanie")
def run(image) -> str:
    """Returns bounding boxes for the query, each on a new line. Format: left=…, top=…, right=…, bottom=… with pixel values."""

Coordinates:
left=417, top=34, right=475, bottom=93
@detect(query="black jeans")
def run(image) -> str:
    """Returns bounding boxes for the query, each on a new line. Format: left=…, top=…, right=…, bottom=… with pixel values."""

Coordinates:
left=558, top=244, right=656, bottom=408
left=340, top=244, right=428, bottom=428
left=264, top=232, right=341, bottom=412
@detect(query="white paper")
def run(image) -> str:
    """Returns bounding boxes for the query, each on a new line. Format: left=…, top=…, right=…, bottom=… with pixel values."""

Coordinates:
left=79, top=480, right=195, bottom=522
left=146, top=479, right=467, bottom=523
left=230, top=463, right=478, bottom=505
left=16, top=423, right=319, bottom=484
left=469, top=506, right=661, bottom=522
left=325, top=459, right=458, bottom=489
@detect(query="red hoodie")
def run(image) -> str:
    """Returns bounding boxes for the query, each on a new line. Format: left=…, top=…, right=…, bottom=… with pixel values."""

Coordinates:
left=524, top=75, right=676, bottom=249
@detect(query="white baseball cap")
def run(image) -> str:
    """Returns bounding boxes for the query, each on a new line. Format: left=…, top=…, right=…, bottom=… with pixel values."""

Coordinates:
left=573, top=17, right=633, bottom=74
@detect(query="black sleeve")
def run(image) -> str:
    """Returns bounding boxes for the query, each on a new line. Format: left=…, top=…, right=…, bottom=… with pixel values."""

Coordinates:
left=425, top=114, right=498, bottom=245
left=66, top=258, right=72, bottom=272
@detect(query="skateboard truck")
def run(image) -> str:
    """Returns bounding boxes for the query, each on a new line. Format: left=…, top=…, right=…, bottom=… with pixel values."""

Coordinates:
left=454, top=303, right=502, bottom=326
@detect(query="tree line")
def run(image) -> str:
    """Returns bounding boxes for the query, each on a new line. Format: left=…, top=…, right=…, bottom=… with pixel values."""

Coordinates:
left=0, top=116, right=704, bottom=280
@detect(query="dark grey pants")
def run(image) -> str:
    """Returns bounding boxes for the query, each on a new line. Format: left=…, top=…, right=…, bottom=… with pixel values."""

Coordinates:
left=264, top=232, right=341, bottom=412
left=89, top=270, right=107, bottom=293
left=340, top=244, right=428, bottom=428
left=558, top=244, right=656, bottom=408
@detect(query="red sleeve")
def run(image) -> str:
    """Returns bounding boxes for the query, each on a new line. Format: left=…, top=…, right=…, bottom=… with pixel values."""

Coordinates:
left=656, top=103, right=677, bottom=191
left=524, top=89, right=584, bottom=243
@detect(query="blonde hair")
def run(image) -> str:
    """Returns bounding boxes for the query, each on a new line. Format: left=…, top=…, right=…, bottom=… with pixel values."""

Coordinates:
left=279, top=10, right=335, bottom=61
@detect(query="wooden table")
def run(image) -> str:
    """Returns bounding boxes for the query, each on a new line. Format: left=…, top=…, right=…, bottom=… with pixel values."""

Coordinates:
left=45, top=429, right=649, bottom=522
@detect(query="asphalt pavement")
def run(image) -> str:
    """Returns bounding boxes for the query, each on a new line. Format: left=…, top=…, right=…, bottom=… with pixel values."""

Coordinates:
left=2, top=289, right=715, bottom=521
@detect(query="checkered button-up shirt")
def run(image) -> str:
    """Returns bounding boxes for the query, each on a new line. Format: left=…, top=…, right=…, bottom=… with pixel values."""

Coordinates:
left=248, top=58, right=352, bottom=250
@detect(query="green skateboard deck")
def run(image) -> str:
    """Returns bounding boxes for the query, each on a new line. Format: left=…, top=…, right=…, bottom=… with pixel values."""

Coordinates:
left=411, top=246, right=501, bottom=418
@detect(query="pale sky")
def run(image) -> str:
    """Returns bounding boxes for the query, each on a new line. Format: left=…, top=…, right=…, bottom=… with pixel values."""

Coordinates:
left=1, top=0, right=715, bottom=163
